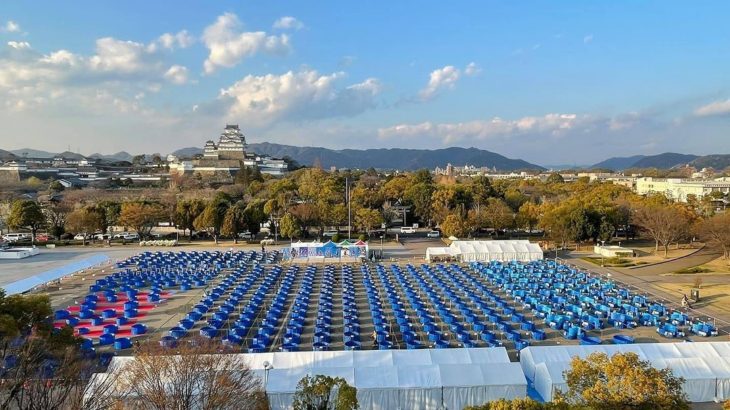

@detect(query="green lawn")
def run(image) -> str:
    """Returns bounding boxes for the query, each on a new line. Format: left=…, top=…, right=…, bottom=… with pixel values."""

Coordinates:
left=581, top=256, right=647, bottom=268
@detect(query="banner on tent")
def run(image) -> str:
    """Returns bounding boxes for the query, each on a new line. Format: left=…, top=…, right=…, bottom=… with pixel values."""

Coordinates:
left=283, top=240, right=369, bottom=260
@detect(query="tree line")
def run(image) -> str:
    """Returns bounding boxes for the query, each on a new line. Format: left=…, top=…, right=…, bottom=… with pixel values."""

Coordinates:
left=2, top=168, right=730, bottom=258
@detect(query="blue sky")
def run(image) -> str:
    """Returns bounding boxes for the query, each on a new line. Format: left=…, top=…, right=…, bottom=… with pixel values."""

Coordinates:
left=0, top=1, right=729, bottom=165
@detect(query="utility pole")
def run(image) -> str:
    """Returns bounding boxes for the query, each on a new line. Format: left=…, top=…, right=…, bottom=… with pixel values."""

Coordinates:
left=346, top=177, right=352, bottom=240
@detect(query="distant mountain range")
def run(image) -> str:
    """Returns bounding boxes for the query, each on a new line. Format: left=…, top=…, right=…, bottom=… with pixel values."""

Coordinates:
left=88, top=151, right=134, bottom=162
left=591, top=155, right=649, bottom=170
left=173, top=143, right=545, bottom=171
left=590, top=152, right=730, bottom=171
left=6, top=145, right=730, bottom=172
left=9, top=149, right=135, bottom=163
left=0, top=149, right=17, bottom=161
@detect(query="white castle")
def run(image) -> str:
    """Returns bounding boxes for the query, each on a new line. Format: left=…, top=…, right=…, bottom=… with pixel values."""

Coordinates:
left=168, top=125, right=289, bottom=177
left=203, top=124, right=248, bottom=160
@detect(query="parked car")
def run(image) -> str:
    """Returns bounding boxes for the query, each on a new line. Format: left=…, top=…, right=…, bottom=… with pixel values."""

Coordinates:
left=112, top=232, right=129, bottom=239
left=94, top=233, right=111, bottom=240
left=238, top=231, right=254, bottom=239
left=323, top=230, right=339, bottom=237
left=400, top=227, right=416, bottom=234
left=2, top=233, right=30, bottom=242
left=121, top=233, right=139, bottom=241
left=34, top=233, right=49, bottom=242
left=74, top=233, right=89, bottom=240
left=426, top=230, right=441, bottom=238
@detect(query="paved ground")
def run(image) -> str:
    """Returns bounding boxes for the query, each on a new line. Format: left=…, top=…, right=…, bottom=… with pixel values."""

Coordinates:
left=564, top=250, right=730, bottom=334
left=0, top=247, right=138, bottom=288
left=0, top=239, right=411, bottom=291
left=628, top=245, right=723, bottom=275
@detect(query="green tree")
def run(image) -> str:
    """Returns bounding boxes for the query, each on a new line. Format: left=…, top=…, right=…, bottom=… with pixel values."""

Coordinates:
left=464, top=397, right=555, bottom=410
left=470, top=176, right=496, bottom=213
left=264, top=198, right=287, bottom=241
left=404, top=182, right=434, bottom=226
left=194, top=196, right=231, bottom=244
left=48, top=180, right=65, bottom=192
left=0, top=290, right=53, bottom=340
left=539, top=201, right=592, bottom=250
left=236, top=165, right=264, bottom=187
left=292, top=375, right=358, bottom=410
left=354, top=208, right=383, bottom=236
left=244, top=200, right=267, bottom=236
left=66, top=208, right=103, bottom=242
left=503, top=188, right=528, bottom=212
left=7, top=200, right=45, bottom=245
left=94, top=200, right=121, bottom=234
left=221, top=201, right=248, bottom=244
left=440, top=213, right=469, bottom=239
left=279, top=213, right=301, bottom=239
left=555, top=352, right=689, bottom=410
left=483, top=198, right=515, bottom=234
left=517, top=201, right=541, bottom=232
left=546, top=172, right=565, bottom=184
left=118, top=201, right=167, bottom=240
left=175, top=199, right=206, bottom=241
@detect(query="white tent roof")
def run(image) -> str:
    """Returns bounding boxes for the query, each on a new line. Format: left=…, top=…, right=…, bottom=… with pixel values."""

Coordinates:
left=102, top=348, right=525, bottom=410
left=523, top=342, right=730, bottom=403
left=426, top=240, right=543, bottom=262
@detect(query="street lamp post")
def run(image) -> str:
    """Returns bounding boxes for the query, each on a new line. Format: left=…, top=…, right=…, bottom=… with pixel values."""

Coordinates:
left=263, top=360, right=273, bottom=408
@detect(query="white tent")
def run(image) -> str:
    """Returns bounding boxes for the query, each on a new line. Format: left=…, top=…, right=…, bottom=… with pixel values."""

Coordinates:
left=250, top=348, right=525, bottom=410
left=425, top=246, right=458, bottom=262
left=99, top=348, right=525, bottom=409
left=426, top=240, right=543, bottom=263
left=522, top=342, right=730, bottom=403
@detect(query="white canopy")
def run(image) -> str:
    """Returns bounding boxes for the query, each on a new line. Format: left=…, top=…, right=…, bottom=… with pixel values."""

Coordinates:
left=249, top=348, right=525, bottom=410
left=102, top=347, right=524, bottom=410
left=522, top=342, right=730, bottom=402
left=427, top=240, right=543, bottom=262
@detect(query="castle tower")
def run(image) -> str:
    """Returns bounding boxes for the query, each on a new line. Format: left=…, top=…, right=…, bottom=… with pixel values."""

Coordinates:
left=216, top=124, right=247, bottom=159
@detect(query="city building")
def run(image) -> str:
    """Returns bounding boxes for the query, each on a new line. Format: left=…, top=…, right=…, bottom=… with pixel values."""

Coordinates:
left=169, top=125, right=289, bottom=177
left=635, top=177, right=730, bottom=202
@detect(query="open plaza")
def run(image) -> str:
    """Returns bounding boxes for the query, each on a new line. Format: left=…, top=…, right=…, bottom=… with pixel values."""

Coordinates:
left=2, top=240, right=729, bottom=409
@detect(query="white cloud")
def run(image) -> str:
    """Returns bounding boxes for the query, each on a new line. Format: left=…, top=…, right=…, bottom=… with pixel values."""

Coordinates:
left=88, top=37, right=159, bottom=73
left=157, top=30, right=195, bottom=50
left=164, top=65, right=189, bottom=84
left=3, top=20, right=21, bottom=33
left=420, top=65, right=461, bottom=100
left=216, top=69, right=380, bottom=126
left=583, top=34, right=594, bottom=44
left=464, top=62, right=481, bottom=77
left=694, top=99, right=730, bottom=117
left=378, top=113, right=595, bottom=144
left=7, top=41, right=30, bottom=50
left=202, top=12, right=291, bottom=74
left=273, top=16, right=304, bottom=30
left=0, top=28, right=193, bottom=116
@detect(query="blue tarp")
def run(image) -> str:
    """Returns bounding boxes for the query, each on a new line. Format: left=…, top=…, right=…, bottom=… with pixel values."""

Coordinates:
left=3, top=254, right=110, bottom=295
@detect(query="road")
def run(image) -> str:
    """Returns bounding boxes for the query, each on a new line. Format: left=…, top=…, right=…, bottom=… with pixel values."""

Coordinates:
left=628, top=245, right=723, bottom=275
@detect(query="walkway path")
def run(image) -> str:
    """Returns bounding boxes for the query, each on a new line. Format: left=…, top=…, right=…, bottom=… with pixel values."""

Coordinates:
left=628, top=245, right=722, bottom=275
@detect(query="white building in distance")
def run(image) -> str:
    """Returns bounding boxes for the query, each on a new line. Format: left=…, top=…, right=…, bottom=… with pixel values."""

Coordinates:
left=636, top=177, right=730, bottom=202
